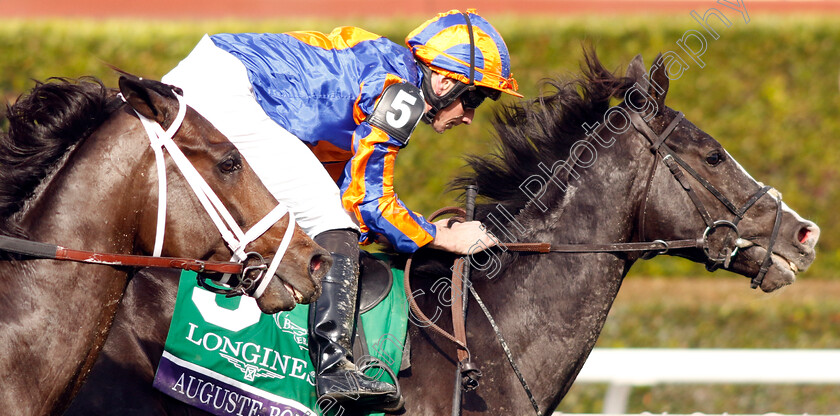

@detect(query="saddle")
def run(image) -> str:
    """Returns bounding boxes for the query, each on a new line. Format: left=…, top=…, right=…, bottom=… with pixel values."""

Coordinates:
left=358, top=251, right=394, bottom=314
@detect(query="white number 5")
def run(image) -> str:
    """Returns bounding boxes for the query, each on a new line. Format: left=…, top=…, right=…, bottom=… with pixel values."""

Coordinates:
left=386, top=90, right=418, bottom=129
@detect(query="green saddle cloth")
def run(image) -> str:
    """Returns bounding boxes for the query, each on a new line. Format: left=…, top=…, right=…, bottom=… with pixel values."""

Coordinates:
left=153, top=254, right=408, bottom=416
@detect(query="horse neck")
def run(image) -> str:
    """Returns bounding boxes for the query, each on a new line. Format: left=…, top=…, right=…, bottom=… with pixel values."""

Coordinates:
left=0, top=110, right=156, bottom=415
left=473, top=132, right=651, bottom=411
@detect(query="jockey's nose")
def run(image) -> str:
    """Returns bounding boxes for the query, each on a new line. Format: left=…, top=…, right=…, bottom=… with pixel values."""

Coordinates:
left=462, top=108, right=475, bottom=125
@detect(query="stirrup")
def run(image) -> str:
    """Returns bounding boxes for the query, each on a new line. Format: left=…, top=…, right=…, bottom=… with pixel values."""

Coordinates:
left=356, top=356, right=404, bottom=412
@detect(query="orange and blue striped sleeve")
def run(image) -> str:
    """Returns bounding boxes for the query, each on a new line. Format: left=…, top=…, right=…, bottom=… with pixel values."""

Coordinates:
left=340, top=72, right=435, bottom=253
left=340, top=122, right=436, bottom=253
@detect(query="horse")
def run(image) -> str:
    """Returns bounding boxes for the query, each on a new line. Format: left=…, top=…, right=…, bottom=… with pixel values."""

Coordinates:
left=0, top=75, right=330, bottom=416
left=64, top=51, right=819, bottom=416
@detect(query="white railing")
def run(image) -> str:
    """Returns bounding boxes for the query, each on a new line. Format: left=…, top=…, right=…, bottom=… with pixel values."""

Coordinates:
left=555, top=348, right=840, bottom=415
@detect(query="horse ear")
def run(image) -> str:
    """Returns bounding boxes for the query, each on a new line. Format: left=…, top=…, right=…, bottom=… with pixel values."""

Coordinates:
left=626, top=54, right=648, bottom=88
left=118, top=75, right=173, bottom=125
left=649, top=52, right=670, bottom=108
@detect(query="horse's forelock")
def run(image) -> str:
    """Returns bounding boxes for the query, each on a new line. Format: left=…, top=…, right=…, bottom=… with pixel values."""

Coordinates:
left=452, top=48, right=636, bottom=215
left=0, top=77, right=120, bottom=234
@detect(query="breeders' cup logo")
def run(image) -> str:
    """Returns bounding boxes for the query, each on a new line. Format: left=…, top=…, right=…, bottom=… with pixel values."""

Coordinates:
left=274, top=313, right=309, bottom=351
left=220, top=353, right=284, bottom=382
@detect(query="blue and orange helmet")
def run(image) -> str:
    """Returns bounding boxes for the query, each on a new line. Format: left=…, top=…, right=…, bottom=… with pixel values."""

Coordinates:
left=406, top=9, right=521, bottom=99
left=406, top=9, right=521, bottom=123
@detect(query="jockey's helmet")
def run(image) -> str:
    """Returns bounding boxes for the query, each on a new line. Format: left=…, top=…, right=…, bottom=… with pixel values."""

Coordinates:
left=406, top=9, right=521, bottom=122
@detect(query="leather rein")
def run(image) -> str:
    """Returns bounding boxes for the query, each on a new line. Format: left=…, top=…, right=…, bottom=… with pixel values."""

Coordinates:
left=0, top=91, right=297, bottom=298
left=0, top=234, right=245, bottom=275
left=405, top=110, right=785, bottom=416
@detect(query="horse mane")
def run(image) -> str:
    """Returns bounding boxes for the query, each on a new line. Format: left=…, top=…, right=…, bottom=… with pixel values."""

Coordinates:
left=452, top=48, right=636, bottom=216
left=0, top=77, right=121, bottom=236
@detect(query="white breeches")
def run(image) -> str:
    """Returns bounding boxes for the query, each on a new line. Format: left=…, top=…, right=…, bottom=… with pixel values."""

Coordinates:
left=162, top=35, right=358, bottom=238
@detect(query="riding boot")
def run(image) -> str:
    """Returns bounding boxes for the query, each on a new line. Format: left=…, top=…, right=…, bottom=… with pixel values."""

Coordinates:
left=309, top=229, right=399, bottom=410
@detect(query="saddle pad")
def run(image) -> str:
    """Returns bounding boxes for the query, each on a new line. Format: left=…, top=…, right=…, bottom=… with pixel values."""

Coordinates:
left=153, top=254, right=408, bottom=416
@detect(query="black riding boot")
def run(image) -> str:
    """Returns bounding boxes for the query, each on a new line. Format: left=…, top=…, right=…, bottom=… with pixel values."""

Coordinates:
left=310, top=229, right=399, bottom=410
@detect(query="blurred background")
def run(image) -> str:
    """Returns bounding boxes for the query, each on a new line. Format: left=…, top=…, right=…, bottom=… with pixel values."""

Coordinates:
left=2, top=1, right=838, bottom=414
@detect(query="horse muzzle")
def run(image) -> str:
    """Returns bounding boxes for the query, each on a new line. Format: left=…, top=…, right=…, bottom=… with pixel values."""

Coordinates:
left=729, top=219, right=819, bottom=292
left=254, top=246, right=331, bottom=314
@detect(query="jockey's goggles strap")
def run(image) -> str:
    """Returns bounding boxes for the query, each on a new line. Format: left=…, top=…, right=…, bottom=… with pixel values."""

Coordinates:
left=122, top=91, right=294, bottom=288
left=419, top=13, right=478, bottom=123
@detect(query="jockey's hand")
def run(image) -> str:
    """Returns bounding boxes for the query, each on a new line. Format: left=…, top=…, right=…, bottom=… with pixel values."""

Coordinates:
left=427, top=220, right=498, bottom=255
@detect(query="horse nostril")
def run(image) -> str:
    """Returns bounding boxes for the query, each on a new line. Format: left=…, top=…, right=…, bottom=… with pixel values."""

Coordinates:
left=797, top=223, right=820, bottom=246
left=309, top=253, right=331, bottom=280
left=798, top=227, right=810, bottom=244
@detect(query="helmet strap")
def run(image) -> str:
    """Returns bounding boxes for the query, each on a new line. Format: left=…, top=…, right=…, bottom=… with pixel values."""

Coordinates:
left=418, top=11, right=477, bottom=124
left=418, top=63, right=469, bottom=124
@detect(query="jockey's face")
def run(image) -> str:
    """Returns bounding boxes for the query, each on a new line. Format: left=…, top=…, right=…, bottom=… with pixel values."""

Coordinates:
left=431, top=98, right=475, bottom=133
left=427, top=75, right=476, bottom=133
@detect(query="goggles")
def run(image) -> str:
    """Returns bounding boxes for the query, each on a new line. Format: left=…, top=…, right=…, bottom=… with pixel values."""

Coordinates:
left=460, top=86, right=501, bottom=110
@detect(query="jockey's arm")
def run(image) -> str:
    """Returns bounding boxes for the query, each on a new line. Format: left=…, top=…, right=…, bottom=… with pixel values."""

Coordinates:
left=340, top=121, right=436, bottom=253
left=340, top=124, right=497, bottom=255
left=342, top=78, right=496, bottom=254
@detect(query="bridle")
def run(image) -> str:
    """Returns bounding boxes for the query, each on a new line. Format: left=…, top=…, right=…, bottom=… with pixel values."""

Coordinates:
left=408, top=106, right=786, bottom=416
left=0, top=91, right=296, bottom=299
left=630, top=110, right=784, bottom=289
left=127, top=91, right=296, bottom=298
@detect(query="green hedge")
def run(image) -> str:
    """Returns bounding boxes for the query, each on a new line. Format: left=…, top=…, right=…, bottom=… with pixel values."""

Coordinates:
left=2, top=16, right=838, bottom=278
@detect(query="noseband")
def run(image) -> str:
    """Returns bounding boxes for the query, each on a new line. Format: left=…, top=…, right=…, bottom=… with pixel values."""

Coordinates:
left=630, top=111, right=784, bottom=289
left=125, top=91, right=295, bottom=298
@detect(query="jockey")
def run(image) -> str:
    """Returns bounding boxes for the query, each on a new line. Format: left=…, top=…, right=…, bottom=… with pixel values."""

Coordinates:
left=162, top=9, right=520, bottom=412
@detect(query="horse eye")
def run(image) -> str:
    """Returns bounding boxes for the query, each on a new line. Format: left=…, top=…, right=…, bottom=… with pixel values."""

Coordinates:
left=219, top=156, right=242, bottom=173
left=705, top=150, right=724, bottom=166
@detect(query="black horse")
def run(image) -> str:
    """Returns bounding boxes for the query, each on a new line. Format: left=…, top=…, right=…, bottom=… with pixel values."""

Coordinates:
left=65, top=52, right=819, bottom=415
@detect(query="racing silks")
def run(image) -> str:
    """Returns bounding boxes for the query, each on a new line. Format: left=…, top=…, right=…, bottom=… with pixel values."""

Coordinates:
left=210, top=28, right=436, bottom=253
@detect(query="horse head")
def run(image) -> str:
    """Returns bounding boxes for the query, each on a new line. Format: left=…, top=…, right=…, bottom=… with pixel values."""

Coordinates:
left=117, top=75, right=330, bottom=312
left=624, top=54, right=819, bottom=292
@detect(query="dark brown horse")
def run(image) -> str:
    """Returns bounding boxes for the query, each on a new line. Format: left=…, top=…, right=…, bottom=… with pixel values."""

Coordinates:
left=0, top=75, right=329, bottom=416
left=65, top=52, right=819, bottom=416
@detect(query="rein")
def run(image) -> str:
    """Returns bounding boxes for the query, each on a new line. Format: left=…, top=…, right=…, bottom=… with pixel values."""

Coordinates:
left=405, top=109, right=785, bottom=416
left=0, top=235, right=243, bottom=274
left=0, top=91, right=296, bottom=298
